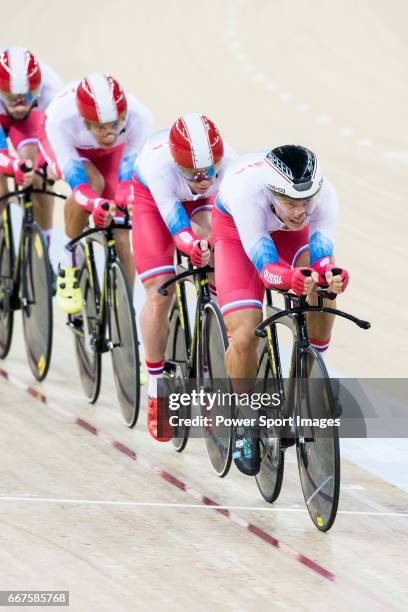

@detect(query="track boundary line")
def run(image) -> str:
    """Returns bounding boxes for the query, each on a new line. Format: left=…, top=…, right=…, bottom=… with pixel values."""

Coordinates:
left=0, top=366, right=399, bottom=611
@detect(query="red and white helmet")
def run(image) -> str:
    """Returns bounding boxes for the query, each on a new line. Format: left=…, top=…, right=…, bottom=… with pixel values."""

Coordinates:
left=169, top=113, right=224, bottom=176
left=0, top=47, right=41, bottom=94
left=76, top=73, right=127, bottom=124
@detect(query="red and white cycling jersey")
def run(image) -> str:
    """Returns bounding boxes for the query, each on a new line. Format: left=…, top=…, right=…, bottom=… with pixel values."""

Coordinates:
left=40, top=83, right=154, bottom=190
left=133, top=129, right=237, bottom=237
left=216, top=150, right=338, bottom=270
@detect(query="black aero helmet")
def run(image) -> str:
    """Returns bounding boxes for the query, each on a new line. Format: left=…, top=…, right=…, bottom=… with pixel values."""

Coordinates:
left=264, top=145, right=323, bottom=198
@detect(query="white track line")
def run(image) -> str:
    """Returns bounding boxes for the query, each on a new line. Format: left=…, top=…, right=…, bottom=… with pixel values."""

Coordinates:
left=0, top=496, right=407, bottom=517
left=224, top=0, right=406, bottom=164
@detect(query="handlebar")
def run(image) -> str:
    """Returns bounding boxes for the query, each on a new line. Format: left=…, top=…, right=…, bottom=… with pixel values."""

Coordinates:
left=157, top=265, right=214, bottom=295
left=66, top=204, right=131, bottom=251
left=255, top=302, right=371, bottom=338
left=0, top=186, right=67, bottom=203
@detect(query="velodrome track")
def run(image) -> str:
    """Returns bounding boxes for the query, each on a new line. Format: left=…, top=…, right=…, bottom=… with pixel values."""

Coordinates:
left=1, top=1, right=408, bottom=610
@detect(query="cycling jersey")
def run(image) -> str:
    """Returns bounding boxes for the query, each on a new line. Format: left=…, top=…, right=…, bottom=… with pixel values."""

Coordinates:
left=40, top=83, right=153, bottom=192
left=213, top=150, right=339, bottom=315
left=134, top=129, right=237, bottom=238
left=216, top=150, right=338, bottom=271
left=132, top=129, right=237, bottom=282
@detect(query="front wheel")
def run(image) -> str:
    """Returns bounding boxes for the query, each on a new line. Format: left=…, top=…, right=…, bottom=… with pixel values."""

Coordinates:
left=295, top=348, right=340, bottom=532
left=255, top=347, right=285, bottom=503
left=0, top=210, right=15, bottom=359
left=71, top=262, right=102, bottom=404
left=108, top=260, right=140, bottom=428
left=197, top=301, right=232, bottom=478
left=164, top=296, right=191, bottom=452
left=21, top=224, right=53, bottom=380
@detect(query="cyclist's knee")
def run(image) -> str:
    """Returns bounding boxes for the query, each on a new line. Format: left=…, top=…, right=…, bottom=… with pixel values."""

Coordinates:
left=64, top=198, right=89, bottom=238
left=226, top=310, right=262, bottom=354
left=143, top=278, right=173, bottom=317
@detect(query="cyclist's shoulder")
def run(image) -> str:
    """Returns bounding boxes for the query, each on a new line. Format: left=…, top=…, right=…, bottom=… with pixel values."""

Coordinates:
left=45, top=83, right=77, bottom=122
left=221, top=150, right=268, bottom=198
left=125, top=92, right=153, bottom=121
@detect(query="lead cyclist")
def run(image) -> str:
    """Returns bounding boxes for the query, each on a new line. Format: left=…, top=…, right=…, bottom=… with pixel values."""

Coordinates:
left=212, top=145, right=349, bottom=476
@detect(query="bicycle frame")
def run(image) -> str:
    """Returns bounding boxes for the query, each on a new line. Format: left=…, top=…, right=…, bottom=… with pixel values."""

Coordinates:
left=158, top=250, right=213, bottom=377
left=257, top=289, right=371, bottom=423
left=0, top=184, right=66, bottom=311
left=66, top=221, right=131, bottom=353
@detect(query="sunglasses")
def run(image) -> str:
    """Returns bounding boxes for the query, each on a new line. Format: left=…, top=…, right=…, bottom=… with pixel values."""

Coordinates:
left=84, top=117, right=126, bottom=135
left=177, top=160, right=222, bottom=183
left=0, top=90, right=38, bottom=108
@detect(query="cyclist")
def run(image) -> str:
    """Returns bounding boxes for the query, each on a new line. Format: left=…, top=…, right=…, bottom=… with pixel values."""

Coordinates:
left=0, top=47, right=63, bottom=252
left=39, top=73, right=153, bottom=313
left=131, top=114, right=237, bottom=441
left=212, top=145, right=349, bottom=475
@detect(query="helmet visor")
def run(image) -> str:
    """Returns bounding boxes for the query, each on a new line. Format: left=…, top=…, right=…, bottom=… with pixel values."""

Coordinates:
left=271, top=191, right=320, bottom=221
left=0, top=90, right=39, bottom=108
left=84, top=114, right=126, bottom=135
left=177, top=160, right=222, bottom=183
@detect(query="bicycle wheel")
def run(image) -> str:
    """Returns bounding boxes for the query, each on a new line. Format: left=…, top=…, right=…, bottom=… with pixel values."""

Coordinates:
left=164, top=297, right=190, bottom=452
left=108, top=260, right=140, bottom=428
left=295, top=347, right=340, bottom=532
left=197, top=301, right=232, bottom=477
left=0, top=210, right=15, bottom=358
left=255, top=347, right=285, bottom=503
left=21, top=224, right=53, bottom=381
left=71, top=262, right=102, bottom=403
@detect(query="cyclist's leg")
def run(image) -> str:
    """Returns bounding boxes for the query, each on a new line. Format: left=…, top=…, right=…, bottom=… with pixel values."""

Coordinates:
left=113, top=228, right=135, bottom=290
left=57, top=162, right=104, bottom=314
left=132, top=180, right=175, bottom=391
left=132, top=181, right=176, bottom=441
left=0, top=174, right=8, bottom=214
left=9, top=112, right=54, bottom=238
left=214, top=238, right=263, bottom=391
left=294, top=248, right=335, bottom=357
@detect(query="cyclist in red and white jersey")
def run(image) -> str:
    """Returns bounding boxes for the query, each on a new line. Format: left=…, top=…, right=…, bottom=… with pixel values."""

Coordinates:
left=0, top=47, right=63, bottom=250
left=212, top=145, right=349, bottom=475
left=39, top=73, right=153, bottom=313
left=131, top=114, right=237, bottom=441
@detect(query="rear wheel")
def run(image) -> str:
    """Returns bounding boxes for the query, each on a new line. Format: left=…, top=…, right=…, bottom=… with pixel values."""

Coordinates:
left=71, top=262, right=102, bottom=403
left=21, top=224, right=53, bottom=381
left=197, top=301, right=231, bottom=477
left=296, top=348, right=340, bottom=532
left=255, top=347, right=285, bottom=503
left=164, top=297, right=191, bottom=452
left=0, top=210, right=15, bottom=359
left=109, top=260, right=140, bottom=428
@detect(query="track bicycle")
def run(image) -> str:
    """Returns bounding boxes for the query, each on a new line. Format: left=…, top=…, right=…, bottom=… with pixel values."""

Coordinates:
left=254, top=269, right=370, bottom=531
left=0, top=168, right=66, bottom=380
left=158, top=250, right=233, bottom=477
left=65, top=205, right=140, bottom=427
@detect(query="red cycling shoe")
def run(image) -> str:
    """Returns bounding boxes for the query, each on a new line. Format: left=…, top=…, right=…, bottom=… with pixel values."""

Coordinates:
left=147, top=396, right=172, bottom=442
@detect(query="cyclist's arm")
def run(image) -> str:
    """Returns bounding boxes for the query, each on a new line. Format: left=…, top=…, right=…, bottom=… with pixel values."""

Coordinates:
left=148, top=176, right=200, bottom=255
left=0, top=125, right=16, bottom=175
left=308, top=179, right=339, bottom=277
left=43, top=118, right=100, bottom=212
left=229, top=194, right=293, bottom=289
